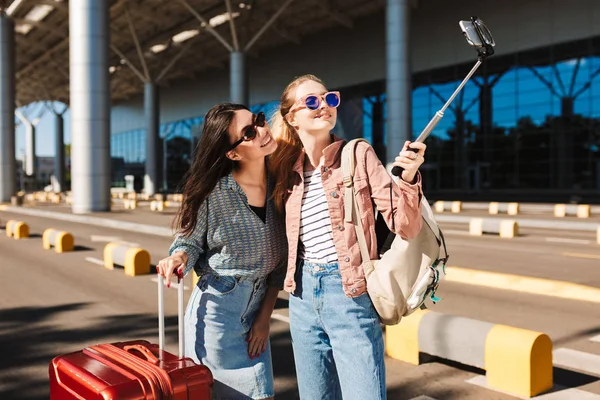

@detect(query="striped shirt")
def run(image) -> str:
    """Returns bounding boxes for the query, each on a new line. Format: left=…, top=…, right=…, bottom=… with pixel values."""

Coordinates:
left=298, top=168, right=338, bottom=263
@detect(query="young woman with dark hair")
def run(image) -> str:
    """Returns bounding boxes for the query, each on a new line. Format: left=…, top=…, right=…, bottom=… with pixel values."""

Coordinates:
left=157, top=103, right=287, bottom=400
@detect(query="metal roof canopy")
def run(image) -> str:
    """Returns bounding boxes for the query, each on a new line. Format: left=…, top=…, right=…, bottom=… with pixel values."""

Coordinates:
left=3, top=0, right=384, bottom=107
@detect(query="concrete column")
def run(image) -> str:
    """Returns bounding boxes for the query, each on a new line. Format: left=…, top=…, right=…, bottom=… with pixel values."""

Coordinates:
left=144, top=82, right=160, bottom=196
left=25, top=122, right=35, bottom=176
left=54, top=113, right=65, bottom=192
left=0, top=12, right=15, bottom=202
left=386, top=0, right=411, bottom=164
left=230, top=51, right=248, bottom=105
left=69, top=0, right=111, bottom=213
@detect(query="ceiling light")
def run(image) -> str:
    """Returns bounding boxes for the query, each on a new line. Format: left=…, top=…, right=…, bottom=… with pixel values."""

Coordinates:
left=150, top=43, right=168, bottom=53
left=15, top=23, right=33, bottom=35
left=209, top=12, right=240, bottom=27
left=24, top=4, right=54, bottom=22
left=6, top=0, right=25, bottom=16
left=172, top=29, right=199, bottom=43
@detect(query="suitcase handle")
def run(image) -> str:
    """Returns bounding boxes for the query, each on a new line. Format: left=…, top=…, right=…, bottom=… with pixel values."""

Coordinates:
left=158, top=269, right=185, bottom=358
left=124, top=344, right=160, bottom=365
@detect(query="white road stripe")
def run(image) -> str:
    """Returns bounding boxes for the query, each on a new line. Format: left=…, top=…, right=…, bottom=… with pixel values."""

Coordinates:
left=271, top=313, right=290, bottom=324
left=546, top=237, right=591, bottom=245
left=590, top=335, right=600, bottom=343
left=553, top=348, right=600, bottom=377
left=466, top=376, right=600, bottom=399
left=85, top=257, right=105, bottom=266
left=442, top=229, right=470, bottom=235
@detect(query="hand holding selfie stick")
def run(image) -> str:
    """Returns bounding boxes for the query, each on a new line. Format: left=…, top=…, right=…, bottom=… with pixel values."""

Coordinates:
left=391, top=16, right=496, bottom=177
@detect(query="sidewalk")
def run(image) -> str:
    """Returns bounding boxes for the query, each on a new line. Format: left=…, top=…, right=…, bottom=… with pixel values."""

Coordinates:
left=0, top=203, right=174, bottom=237
left=2, top=202, right=598, bottom=233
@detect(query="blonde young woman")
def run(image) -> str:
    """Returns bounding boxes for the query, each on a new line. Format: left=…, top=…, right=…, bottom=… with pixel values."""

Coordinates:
left=269, top=75, right=426, bottom=400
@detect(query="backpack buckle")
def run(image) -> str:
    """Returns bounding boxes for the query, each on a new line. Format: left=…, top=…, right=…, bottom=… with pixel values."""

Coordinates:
left=343, top=176, right=353, bottom=188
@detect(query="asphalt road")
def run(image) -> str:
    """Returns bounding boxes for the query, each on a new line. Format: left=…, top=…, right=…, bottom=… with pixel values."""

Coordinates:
left=0, top=207, right=599, bottom=399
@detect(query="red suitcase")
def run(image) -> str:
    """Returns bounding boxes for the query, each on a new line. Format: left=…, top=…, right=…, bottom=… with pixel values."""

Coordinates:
left=49, top=273, right=213, bottom=399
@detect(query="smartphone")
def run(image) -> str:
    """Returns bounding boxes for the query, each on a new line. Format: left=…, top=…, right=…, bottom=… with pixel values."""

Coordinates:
left=459, top=20, right=484, bottom=48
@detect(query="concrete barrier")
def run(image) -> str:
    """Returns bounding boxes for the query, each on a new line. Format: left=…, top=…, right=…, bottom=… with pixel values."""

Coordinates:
left=123, top=199, right=137, bottom=210
left=488, top=202, right=519, bottom=216
left=554, top=204, right=591, bottom=218
left=469, top=218, right=518, bottom=238
left=150, top=200, right=165, bottom=212
left=10, top=195, right=24, bottom=206
left=48, top=193, right=62, bottom=204
left=169, top=194, right=183, bottom=202
left=5, top=220, right=29, bottom=239
left=42, top=228, right=75, bottom=253
left=434, top=201, right=462, bottom=213
left=386, top=310, right=553, bottom=398
left=103, top=243, right=151, bottom=276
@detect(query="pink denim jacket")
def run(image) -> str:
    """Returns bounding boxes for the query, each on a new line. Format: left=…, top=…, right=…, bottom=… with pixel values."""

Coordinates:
left=283, top=136, right=423, bottom=298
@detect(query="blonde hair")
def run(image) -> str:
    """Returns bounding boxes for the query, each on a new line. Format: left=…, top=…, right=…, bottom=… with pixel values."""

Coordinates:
left=269, top=74, right=325, bottom=212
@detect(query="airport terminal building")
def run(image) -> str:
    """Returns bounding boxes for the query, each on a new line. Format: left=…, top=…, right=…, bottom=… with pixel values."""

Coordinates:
left=1, top=0, right=600, bottom=212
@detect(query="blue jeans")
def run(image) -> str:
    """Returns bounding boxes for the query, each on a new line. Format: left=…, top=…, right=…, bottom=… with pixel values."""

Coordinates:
left=289, top=261, right=385, bottom=400
left=185, top=273, right=274, bottom=400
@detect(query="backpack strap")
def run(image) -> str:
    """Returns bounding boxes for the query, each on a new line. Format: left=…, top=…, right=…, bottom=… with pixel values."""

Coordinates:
left=341, top=139, right=372, bottom=264
left=341, top=138, right=368, bottom=223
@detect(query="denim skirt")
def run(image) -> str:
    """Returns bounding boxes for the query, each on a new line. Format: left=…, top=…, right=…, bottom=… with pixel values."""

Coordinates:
left=184, top=273, right=273, bottom=399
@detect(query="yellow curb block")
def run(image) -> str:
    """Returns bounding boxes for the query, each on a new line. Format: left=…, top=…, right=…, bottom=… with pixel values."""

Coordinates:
left=386, top=309, right=553, bottom=398
left=385, top=309, right=430, bottom=365
left=5, top=220, right=29, bottom=239
left=42, top=228, right=75, bottom=253
left=103, top=242, right=151, bottom=276
left=445, top=266, right=600, bottom=303
left=485, top=325, right=553, bottom=398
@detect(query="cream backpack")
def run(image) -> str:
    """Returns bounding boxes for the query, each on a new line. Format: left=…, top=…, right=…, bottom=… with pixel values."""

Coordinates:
left=341, top=139, right=449, bottom=325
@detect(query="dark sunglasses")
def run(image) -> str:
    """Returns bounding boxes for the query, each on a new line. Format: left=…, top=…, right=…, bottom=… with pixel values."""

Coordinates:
left=228, top=112, right=266, bottom=151
left=291, top=91, right=341, bottom=112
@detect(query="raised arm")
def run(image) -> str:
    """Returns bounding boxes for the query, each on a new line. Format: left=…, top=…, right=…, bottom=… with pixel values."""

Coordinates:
left=362, top=143, right=423, bottom=239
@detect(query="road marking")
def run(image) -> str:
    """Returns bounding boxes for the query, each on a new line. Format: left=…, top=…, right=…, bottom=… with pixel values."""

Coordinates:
left=562, top=252, right=600, bottom=260
left=442, top=229, right=470, bottom=235
left=271, top=313, right=290, bottom=324
left=85, top=257, right=105, bottom=266
left=591, top=335, right=600, bottom=343
left=466, top=375, right=600, bottom=399
left=445, top=267, right=600, bottom=303
left=150, top=277, right=189, bottom=290
left=91, top=235, right=123, bottom=242
left=546, top=237, right=590, bottom=245
left=90, top=235, right=140, bottom=247
left=553, top=348, right=600, bottom=377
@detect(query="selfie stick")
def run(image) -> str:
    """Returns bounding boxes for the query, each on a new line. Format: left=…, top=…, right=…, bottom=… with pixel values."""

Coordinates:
left=391, top=16, right=495, bottom=177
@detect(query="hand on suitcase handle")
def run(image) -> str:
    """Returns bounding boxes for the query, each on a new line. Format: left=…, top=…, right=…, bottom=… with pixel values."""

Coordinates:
left=157, top=251, right=187, bottom=288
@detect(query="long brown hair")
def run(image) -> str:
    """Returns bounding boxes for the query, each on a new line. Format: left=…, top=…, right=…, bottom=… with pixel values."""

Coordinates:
left=269, top=74, right=325, bottom=212
left=174, top=103, right=249, bottom=236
